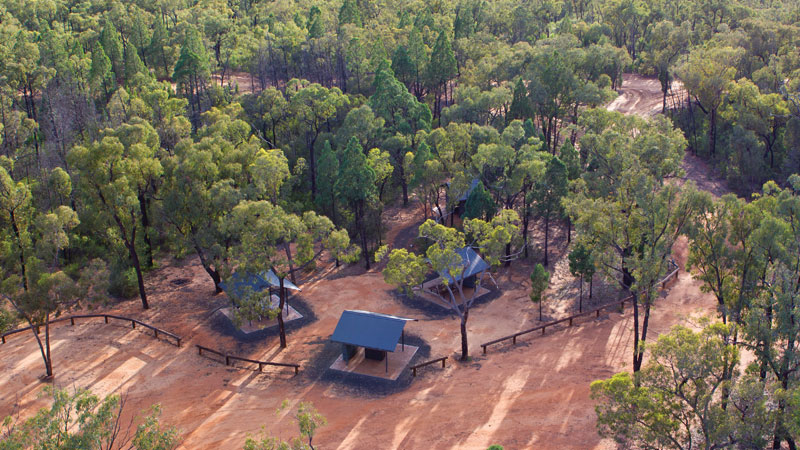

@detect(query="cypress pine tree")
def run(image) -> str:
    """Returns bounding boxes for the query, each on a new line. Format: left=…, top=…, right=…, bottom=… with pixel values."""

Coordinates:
left=147, top=18, right=170, bottom=79
left=509, top=78, right=532, bottom=121
left=89, top=44, right=114, bottom=98
left=99, top=18, right=124, bottom=80
left=124, top=44, right=149, bottom=86
left=426, top=30, right=458, bottom=117
left=338, top=0, right=362, bottom=28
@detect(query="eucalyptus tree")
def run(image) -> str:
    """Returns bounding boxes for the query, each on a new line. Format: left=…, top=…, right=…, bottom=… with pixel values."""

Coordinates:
left=0, top=164, right=107, bottom=378
left=286, top=79, right=349, bottom=201
left=678, top=45, right=742, bottom=157
left=227, top=201, right=351, bottom=348
left=67, top=120, right=163, bottom=310
left=335, top=137, right=376, bottom=269
left=567, top=109, right=700, bottom=372
left=379, top=211, right=519, bottom=360
left=369, top=66, right=432, bottom=205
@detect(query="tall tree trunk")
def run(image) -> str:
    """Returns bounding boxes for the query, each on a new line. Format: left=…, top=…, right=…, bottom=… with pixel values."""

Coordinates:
left=45, top=319, right=53, bottom=377
left=460, top=307, right=469, bottom=360
left=277, top=279, right=287, bottom=348
left=194, top=243, right=222, bottom=293
left=284, top=243, right=297, bottom=284
left=128, top=242, right=149, bottom=309
left=544, top=214, right=550, bottom=267
left=632, top=294, right=641, bottom=372
left=138, top=192, right=154, bottom=268
left=522, top=212, right=530, bottom=258
left=539, top=297, right=543, bottom=321
left=566, top=218, right=571, bottom=244
left=708, top=107, right=717, bottom=156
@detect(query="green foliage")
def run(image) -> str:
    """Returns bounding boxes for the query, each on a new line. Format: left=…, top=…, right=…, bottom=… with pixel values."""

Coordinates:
left=463, top=181, right=495, bottom=220
left=529, top=263, right=550, bottom=320
left=381, top=213, right=519, bottom=360
left=243, top=401, right=326, bottom=450
left=532, top=155, right=568, bottom=266
left=592, top=323, right=775, bottom=450
left=568, top=243, right=595, bottom=283
left=109, top=264, right=139, bottom=299
left=0, top=387, right=180, bottom=450
left=338, top=0, right=363, bottom=28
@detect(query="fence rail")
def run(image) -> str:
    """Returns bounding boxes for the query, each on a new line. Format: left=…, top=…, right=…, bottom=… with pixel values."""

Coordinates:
left=196, top=344, right=300, bottom=375
left=1, top=314, right=182, bottom=347
left=410, top=356, right=448, bottom=376
left=481, top=261, right=680, bottom=355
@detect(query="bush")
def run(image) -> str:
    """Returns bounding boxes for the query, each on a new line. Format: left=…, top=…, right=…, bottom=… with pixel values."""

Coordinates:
left=109, top=265, right=138, bottom=299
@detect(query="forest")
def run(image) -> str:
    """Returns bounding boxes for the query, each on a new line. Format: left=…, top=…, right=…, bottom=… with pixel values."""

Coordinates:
left=0, top=0, right=799, bottom=448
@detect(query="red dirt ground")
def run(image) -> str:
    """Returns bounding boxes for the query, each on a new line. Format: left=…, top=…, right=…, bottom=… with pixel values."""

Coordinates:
left=0, top=75, right=727, bottom=449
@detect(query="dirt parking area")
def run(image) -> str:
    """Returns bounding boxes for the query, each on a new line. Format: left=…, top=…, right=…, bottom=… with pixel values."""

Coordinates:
left=0, top=74, right=726, bottom=450
left=0, top=207, right=716, bottom=450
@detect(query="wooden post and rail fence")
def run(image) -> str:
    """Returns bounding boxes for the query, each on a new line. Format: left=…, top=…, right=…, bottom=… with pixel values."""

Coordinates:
left=480, top=261, right=680, bottom=355
left=1, top=314, right=182, bottom=347
left=196, top=344, right=300, bottom=375
left=410, top=356, right=447, bottom=376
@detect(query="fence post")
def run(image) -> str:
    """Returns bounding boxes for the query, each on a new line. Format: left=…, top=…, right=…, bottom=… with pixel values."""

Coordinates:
left=198, top=346, right=203, bottom=355
left=258, top=363, right=263, bottom=372
left=413, top=367, right=417, bottom=376
left=482, top=345, right=486, bottom=355
left=225, top=355, right=230, bottom=366
left=512, top=336, right=516, bottom=345
left=104, top=316, right=108, bottom=324
left=294, top=366, right=299, bottom=375
left=1, top=335, right=5, bottom=344
left=131, top=320, right=136, bottom=329
left=541, top=327, right=546, bottom=335
left=569, top=318, right=573, bottom=326
left=441, top=358, right=446, bottom=368
left=596, top=309, right=600, bottom=317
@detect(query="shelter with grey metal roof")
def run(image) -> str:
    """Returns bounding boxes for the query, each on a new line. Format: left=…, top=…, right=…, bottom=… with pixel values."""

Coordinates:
left=219, top=270, right=299, bottom=298
left=330, top=310, right=417, bottom=373
left=219, top=271, right=300, bottom=314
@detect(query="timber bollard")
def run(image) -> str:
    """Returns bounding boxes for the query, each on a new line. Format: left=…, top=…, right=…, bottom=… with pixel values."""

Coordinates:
left=104, top=316, right=109, bottom=324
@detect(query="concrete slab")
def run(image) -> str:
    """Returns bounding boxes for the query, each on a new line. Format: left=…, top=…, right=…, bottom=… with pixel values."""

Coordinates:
left=329, top=343, right=419, bottom=381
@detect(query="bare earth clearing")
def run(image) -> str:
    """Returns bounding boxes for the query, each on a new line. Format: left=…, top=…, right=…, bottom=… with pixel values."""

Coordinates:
left=0, top=75, right=727, bottom=449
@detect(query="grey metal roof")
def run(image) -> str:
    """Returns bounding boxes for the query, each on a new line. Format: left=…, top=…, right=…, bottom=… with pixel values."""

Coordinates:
left=457, top=179, right=481, bottom=202
left=442, top=247, right=491, bottom=284
left=219, top=270, right=300, bottom=300
left=330, top=310, right=415, bottom=352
